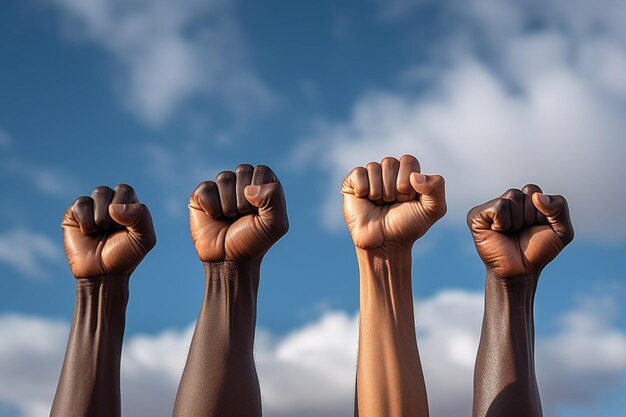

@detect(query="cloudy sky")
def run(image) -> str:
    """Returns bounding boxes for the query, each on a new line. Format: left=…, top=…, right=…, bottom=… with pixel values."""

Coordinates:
left=1, top=0, right=625, bottom=416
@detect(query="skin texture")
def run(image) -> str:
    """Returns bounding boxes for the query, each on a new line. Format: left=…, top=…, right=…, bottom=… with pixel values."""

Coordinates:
left=468, top=185, right=574, bottom=417
left=342, top=155, right=447, bottom=417
left=173, top=164, right=288, bottom=417
left=51, top=184, right=156, bottom=417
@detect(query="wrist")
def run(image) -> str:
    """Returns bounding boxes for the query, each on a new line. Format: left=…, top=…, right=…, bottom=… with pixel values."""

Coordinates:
left=202, top=259, right=261, bottom=278
left=484, top=271, right=537, bottom=315
left=485, top=270, right=538, bottom=290
left=76, top=275, right=130, bottom=304
left=356, top=244, right=412, bottom=262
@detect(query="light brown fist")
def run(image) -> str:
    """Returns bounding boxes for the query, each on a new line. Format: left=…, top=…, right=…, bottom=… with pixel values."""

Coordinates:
left=342, top=155, right=447, bottom=250
left=467, top=184, right=574, bottom=279
left=189, top=164, right=289, bottom=262
left=61, top=184, right=156, bottom=279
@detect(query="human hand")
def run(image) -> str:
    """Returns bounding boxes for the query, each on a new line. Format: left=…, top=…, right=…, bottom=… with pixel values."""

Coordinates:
left=467, top=185, right=574, bottom=279
left=342, top=155, right=446, bottom=251
left=62, top=184, right=156, bottom=279
left=189, top=164, right=289, bottom=262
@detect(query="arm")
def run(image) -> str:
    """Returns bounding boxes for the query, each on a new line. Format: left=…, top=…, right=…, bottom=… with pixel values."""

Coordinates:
left=51, top=185, right=156, bottom=417
left=467, top=185, right=574, bottom=417
left=173, top=164, right=288, bottom=417
left=342, top=155, right=447, bottom=417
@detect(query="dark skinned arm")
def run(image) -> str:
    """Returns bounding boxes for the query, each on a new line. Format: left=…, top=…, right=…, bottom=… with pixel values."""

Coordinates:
left=172, top=164, right=288, bottom=417
left=50, top=184, right=156, bottom=417
left=342, top=155, right=447, bottom=417
left=467, top=185, right=574, bottom=417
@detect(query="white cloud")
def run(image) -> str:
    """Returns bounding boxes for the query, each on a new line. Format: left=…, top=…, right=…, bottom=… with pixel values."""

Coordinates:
left=3, top=160, right=80, bottom=198
left=0, top=229, right=63, bottom=279
left=0, top=315, right=68, bottom=417
left=48, top=0, right=275, bottom=126
left=1, top=290, right=625, bottom=417
left=295, top=0, right=626, bottom=242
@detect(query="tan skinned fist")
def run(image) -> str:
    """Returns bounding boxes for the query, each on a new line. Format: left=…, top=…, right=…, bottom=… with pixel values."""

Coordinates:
left=467, top=184, right=574, bottom=279
left=189, top=164, right=289, bottom=262
left=342, top=155, right=447, bottom=251
left=61, top=184, right=156, bottom=279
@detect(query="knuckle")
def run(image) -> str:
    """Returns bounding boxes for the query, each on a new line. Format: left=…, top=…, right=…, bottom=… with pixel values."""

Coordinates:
left=115, top=183, right=134, bottom=194
left=432, top=174, right=445, bottom=186
left=553, top=194, right=567, bottom=206
left=215, top=171, right=235, bottom=184
left=366, top=162, right=380, bottom=171
left=236, top=164, right=254, bottom=175
left=92, top=185, right=113, bottom=195
left=381, top=156, right=399, bottom=167
left=352, top=166, right=367, bottom=177
left=253, top=164, right=278, bottom=183
left=503, top=188, right=522, bottom=199
left=74, top=196, right=92, bottom=206
left=193, top=180, right=214, bottom=195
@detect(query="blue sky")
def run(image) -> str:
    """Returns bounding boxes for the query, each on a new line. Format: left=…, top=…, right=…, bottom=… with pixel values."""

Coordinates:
left=0, top=0, right=625, bottom=416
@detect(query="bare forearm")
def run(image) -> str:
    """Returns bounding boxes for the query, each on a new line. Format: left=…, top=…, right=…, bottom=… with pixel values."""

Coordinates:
left=50, top=275, right=129, bottom=417
left=173, top=260, right=261, bottom=417
left=355, top=247, right=428, bottom=417
left=473, top=273, right=541, bottom=417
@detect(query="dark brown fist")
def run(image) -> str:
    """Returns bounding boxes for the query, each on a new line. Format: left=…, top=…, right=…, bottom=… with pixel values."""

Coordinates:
left=189, top=164, right=289, bottom=262
left=467, top=184, right=574, bottom=278
left=61, top=184, right=156, bottom=278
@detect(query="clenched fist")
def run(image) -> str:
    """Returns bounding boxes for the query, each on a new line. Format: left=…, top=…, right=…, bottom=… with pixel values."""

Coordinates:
left=189, top=164, right=289, bottom=262
left=61, top=184, right=156, bottom=278
left=342, top=155, right=447, bottom=250
left=467, top=185, right=574, bottom=278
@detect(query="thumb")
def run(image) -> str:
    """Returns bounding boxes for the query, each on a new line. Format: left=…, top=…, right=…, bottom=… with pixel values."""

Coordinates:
left=532, top=193, right=575, bottom=245
left=410, top=173, right=447, bottom=220
left=244, top=183, right=289, bottom=239
left=109, top=203, right=157, bottom=251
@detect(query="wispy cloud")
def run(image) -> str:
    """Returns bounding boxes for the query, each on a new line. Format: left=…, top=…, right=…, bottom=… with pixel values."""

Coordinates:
left=3, top=159, right=81, bottom=198
left=0, top=229, right=63, bottom=279
left=48, top=0, right=276, bottom=126
left=294, top=0, right=626, bottom=242
left=138, top=143, right=215, bottom=216
left=1, top=290, right=624, bottom=416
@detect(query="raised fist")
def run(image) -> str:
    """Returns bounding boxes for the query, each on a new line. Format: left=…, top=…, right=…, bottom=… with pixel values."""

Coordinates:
left=342, top=155, right=447, bottom=250
left=467, top=185, right=574, bottom=278
left=61, top=184, right=156, bottom=278
left=189, top=164, right=289, bottom=262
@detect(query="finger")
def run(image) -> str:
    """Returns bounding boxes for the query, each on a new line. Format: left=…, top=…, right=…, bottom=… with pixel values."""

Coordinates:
left=91, top=186, right=115, bottom=232
left=521, top=184, right=545, bottom=225
left=72, top=196, right=98, bottom=235
left=191, top=181, right=222, bottom=218
left=491, top=198, right=511, bottom=231
left=365, top=162, right=382, bottom=202
left=410, top=173, right=447, bottom=220
left=216, top=171, right=237, bottom=218
left=112, top=184, right=139, bottom=204
left=396, top=154, right=420, bottom=202
left=467, top=197, right=511, bottom=232
left=251, top=165, right=278, bottom=186
left=501, top=188, right=524, bottom=232
left=532, top=193, right=575, bottom=245
left=235, top=164, right=254, bottom=214
left=344, top=166, right=369, bottom=198
left=381, top=157, right=400, bottom=203
left=244, top=182, right=289, bottom=239
left=109, top=203, right=157, bottom=251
